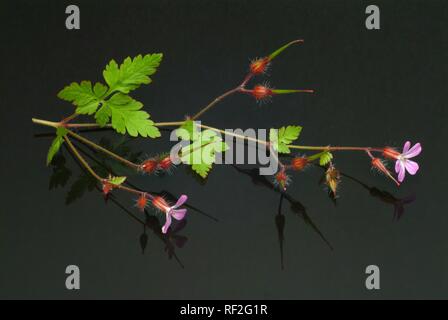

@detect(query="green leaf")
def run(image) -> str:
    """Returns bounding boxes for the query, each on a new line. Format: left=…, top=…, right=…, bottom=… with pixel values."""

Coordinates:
left=58, top=81, right=107, bottom=115
left=107, top=176, right=127, bottom=186
left=269, top=125, right=302, bottom=154
left=99, top=93, right=161, bottom=138
left=175, top=120, right=200, bottom=141
left=180, top=129, right=228, bottom=178
left=46, top=127, right=68, bottom=166
left=95, top=104, right=111, bottom=127
left=191, top=163, right=212, bottom=179
left=103, top=54, right=163, bottom=94
left=319, top=151, right=333, bottom=166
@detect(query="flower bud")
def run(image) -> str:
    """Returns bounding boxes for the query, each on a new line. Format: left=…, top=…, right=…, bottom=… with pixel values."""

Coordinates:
left=152, top=196, right=170, bottom=213
left=382, top=147, right=400, bottom=160
left=291, top=157, right=309, bottom=171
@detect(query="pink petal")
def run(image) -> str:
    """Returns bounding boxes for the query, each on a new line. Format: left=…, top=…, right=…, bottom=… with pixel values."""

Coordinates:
left=402, top=141, right=411, bottom=154
left=162, top=213, right=172, bottom=234
left=397, top=162, right=406, bottom=182
left=403, top=143, right=422, bottom=158
left=395, top=160, right=402, bottom=174
left=171, top=208, right=187, bottom=221
left=173, top=194, right=188, bottom=208
left=405, top=160, right=419, bottom=175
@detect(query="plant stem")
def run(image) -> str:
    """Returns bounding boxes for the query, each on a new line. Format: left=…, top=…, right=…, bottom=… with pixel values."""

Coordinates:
left=155, top=121, right=185, bottom=127
left=66, top=130, right=141, bottom=170
left=288, top=145, right=383, bottom=152
left=65, top=123, right=110, bottom=128
left=196, top=124, right=383, bottom=154
left=64, top=121, right=186, bottom=128
left=191, top=86, right=241, bottom=120
left=61, top=113, right=79, bottom=123
left=32, top=117, right=385, bottom=154
left=63, top=136, right=103, bottom=181
left=32, top=118, right=59, bottom=128
left=64, top=135, right=149, bottom=198
left=270, top=146, right=285, bottom=169
left=198, top=124, right=269, bottom=145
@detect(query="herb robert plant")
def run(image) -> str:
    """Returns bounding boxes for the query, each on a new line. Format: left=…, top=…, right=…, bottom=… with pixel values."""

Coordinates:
left=32, top=40, right=422, bottom=233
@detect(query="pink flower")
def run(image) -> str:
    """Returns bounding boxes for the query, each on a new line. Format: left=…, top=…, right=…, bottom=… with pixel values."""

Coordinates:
left=394, top=141, right=422, bottom=183
left=152, top=195, right=188, bottom=234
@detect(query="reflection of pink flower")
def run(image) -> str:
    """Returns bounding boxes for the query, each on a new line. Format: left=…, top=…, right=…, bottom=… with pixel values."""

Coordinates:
left=152, top=195, right=188, bottom=234
left=394, top=142, right=422, bottom=183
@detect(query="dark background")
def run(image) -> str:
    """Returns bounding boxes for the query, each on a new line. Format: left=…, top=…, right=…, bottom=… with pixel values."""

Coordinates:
left=1, top=0, right=447, bottom=299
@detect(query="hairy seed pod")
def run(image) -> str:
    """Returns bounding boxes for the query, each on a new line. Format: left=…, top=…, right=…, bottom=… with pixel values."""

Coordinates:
left=291, top=157, right=309, bottom=171
left=251, top=85, right=273, bottom=101
left=249, top=57, right=270, bottom=75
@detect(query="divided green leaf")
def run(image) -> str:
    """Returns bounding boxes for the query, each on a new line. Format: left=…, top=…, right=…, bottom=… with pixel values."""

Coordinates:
left=47, top=127, right=68, bottom=166
left=319, top=151, right=333, bottom=166
left=58, top=54, right=163, bottom=139
left=107, top=176, right=127, bottom=186
left=269, top=125, right=302, bottom=154
left=103, top=53, right=163, bottom=94
left=180, top=129, right=228, bottom=178
left=58, top=81, right=107, bottom=115
left=175, top=120, right=200, bottom=141
left=95, top=93, right=161, bottom=138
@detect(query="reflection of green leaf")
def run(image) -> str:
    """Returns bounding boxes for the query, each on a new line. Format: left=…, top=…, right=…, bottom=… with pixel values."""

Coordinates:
left=319, top=151, right=333, bottom=166
left=57, top=137, right=141, bottom=204
left=269, top=125, right=302, bottom=154
left=180, top=129, right=228, bottom=178
left=97, top=137, right=142, bottom=176
left=49, top=154, right=72, bottom=190
left=66, top=174, right=97, bottom=205
left=46, top=127, right=68, bottom=166
left=103, top=54, right=163, bottom=94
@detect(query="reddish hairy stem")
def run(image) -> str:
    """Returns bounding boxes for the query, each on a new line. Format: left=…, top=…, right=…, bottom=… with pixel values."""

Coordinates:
left=61, top=113, right=79, bottom=124
left=191, top=86, right=242, bottom=120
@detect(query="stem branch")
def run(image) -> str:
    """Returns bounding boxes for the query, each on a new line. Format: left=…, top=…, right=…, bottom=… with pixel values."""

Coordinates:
left=66, top=130, right=141, bottom=170
left=63, top=136, right=103, bottom=181
left=64, top=135, right=149, bottom=198
left=191, top=87, right=241, bottom=120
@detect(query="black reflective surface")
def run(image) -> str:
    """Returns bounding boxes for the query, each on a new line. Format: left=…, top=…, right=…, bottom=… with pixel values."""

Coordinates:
left=1, top=0, right=447, bottom=299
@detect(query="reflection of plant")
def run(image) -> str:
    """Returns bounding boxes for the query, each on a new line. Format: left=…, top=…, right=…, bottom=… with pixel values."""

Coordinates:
left=32, top=40, right=422, bottom=233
